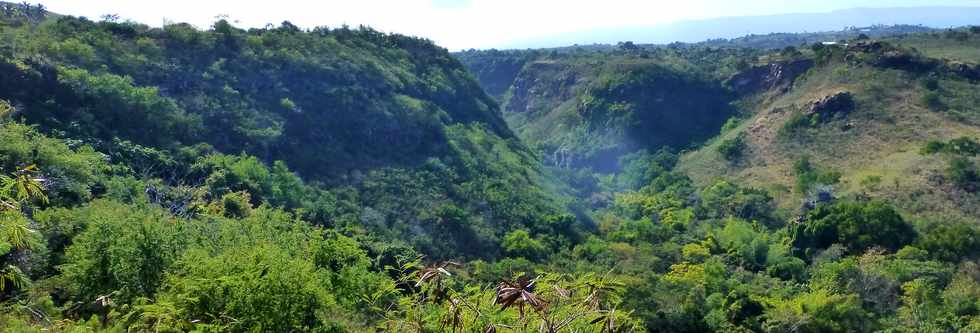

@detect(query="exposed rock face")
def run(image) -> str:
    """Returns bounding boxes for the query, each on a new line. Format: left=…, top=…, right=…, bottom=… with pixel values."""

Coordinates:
left=727, top=59, right=814, bottom=96
left=806, top=91, right=855, bottom=117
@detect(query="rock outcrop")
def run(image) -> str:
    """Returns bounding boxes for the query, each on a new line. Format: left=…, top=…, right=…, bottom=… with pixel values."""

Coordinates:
left=727, top=59, right=814, bottom=96
left=805, top=91, right=855, bottom=117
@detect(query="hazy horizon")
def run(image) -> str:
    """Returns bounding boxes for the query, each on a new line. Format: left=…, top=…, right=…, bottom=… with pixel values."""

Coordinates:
left=30, top=0, right=980, bottom=50
left=502, top=6, right=980, bottom=49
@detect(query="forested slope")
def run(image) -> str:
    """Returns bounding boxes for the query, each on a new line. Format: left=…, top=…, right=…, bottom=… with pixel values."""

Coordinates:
left=0, top=7, right=580, bottom=261
left=0, top=5, right=630, bottom=332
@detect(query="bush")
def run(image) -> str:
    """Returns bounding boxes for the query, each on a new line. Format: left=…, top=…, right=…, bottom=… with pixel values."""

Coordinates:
left=767, top=257, right=807, bottom=281
left=947, top=157, right=978, bottom=191
left=946, top=137, right=980, bottom=156
left=921, top=140, right=946, bottom=154
left=860, top=175, right=882, bottom=190
left=502, top=230, right=547, bottom=260
left=156, top=245, right=338, bottom=332
left=60, top=201, right=182, bottom=308
left=922, top=91, right=944, bottom=111
left=793, top=157, right=841, bottom=194
left=617, top=148, right=678, bottom=190
left=717, top=134, right=747, bottom=161
left=916, top=222, right=980, bottom=262
left=720, top=117, right=741, bottom=134
left=779, top=111, right=817, bottom=137
left=0, top=123, right=103, bottom=205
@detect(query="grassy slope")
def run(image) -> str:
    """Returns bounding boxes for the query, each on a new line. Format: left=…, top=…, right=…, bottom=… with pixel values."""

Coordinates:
left=892, top=30, right=980, bottom=64
left=678, top=47, right=980, bottom=224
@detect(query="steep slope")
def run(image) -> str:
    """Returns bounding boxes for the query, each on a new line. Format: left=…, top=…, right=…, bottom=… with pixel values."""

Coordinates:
left=0, top=13, right=567, bottom=259
left=459, top=48, right=758, bottom=173
left=678, top=36, right=980, bottom=223
left=1, top=18, right=511, bottom=179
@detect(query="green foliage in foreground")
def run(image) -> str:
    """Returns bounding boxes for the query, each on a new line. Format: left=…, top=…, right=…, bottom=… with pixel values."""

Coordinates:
left=4, top=107, right=977, bottom=332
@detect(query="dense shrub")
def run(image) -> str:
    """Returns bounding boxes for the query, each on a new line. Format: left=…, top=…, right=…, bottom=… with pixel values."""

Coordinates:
left=779, top=110, right=816, bottom=137
left=791, top=201, right=916, bottom=256
left=916, top=222, right=980, bottom=262
left=922, top=137, right=980, bottom=156
left=716, top=134, right=747, bottom=161
left=947, top=157, right=979, bottom=191
left=59, top=200, right=183, bottom=308
left=700, top=181, right=774, bottom=222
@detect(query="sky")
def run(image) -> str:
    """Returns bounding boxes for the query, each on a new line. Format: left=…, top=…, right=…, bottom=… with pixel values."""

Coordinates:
left=34, top=0, right=980, bottom=50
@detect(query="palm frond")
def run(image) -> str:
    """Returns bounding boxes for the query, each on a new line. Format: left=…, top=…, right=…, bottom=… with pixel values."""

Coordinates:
left=1, top=212, right=32, bottom=250
left=0, top=264, right=29, bottom=292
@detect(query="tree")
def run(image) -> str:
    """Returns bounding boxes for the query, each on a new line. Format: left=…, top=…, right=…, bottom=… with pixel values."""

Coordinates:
left=763, top=289, right=871, bottom=333
left=502, top=230, right=547, bottom=260
left=60, top=200, right=182, bottom=310
left=700, top=181, right=774, bottom=222
left=916, top=222, right=980, bottom=261
left=791, top=201, right=916, bottom=256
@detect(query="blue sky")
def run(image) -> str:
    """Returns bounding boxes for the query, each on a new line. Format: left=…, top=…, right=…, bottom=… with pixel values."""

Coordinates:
left=36, top=0, right=980, bottom=50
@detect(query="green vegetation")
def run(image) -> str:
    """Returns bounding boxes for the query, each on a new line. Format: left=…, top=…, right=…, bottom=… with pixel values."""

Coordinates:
left=793, top=157, right=842, bottom=194
left=0, top=4, right=978, bottom=333
left=791, top=200, right=916, bottom=256
left=922, top=91, right=945, bottom=111
left=458, top=46, right=747, bottom=172
left=947, top=157, right=979, bottom=191
left=922, top=136, right=980, bottom=155
left=922, top=137, right=980, bottom=191
left=716, top=133, right=747, bottom=161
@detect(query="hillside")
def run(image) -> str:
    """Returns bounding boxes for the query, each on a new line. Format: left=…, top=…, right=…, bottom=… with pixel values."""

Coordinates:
left=458, top=30, right=980, bottom=222
left=1, top=3, right=980, bottom=333
left=0, top=5, right=611, bottom=331
left=458, top=47, right=765, bottom=172
left=454, top=27, right=980, bottom=332
left=0, top=4, right=587, bottom=322
left=679, top=32, right=980, bottom=223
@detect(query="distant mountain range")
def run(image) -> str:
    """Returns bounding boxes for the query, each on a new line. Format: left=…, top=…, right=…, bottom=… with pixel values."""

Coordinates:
left=502, top=6, right=980, bottom=49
